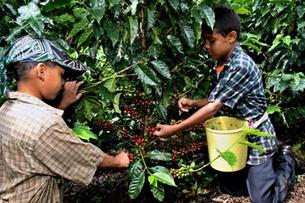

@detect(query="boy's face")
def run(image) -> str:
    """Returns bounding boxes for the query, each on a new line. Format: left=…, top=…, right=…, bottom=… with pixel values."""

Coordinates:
left=202, top=30, right=236, bottom=62
left=41, top=64, right=65, bottom=100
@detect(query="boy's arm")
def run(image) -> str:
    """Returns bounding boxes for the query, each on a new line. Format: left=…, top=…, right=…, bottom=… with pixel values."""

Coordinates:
left=154, top=99, right=223, bottom=137
left=178, top=97, right=209, bottom=112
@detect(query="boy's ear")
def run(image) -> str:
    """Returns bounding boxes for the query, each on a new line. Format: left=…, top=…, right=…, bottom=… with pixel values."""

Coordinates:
left=227, top=31, right=238, bottom=43
left=36, top=63, right=47, bottom=81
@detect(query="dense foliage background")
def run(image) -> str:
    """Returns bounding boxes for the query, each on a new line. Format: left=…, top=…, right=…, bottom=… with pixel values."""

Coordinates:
left=1, top=0, right=304, bottom=202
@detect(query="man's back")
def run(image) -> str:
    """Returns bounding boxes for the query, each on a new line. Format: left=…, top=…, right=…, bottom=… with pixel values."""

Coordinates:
left=0, top=92, right=63, bottom=202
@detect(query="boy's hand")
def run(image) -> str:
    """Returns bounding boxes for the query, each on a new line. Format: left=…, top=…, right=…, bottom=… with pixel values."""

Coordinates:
left=114, top=151, right=130, bottom=167
left=57, top=81, right=84, bottom=110
left=178, top=97, right=195, bottom=112
left=153, top=124, right=178, bottom=138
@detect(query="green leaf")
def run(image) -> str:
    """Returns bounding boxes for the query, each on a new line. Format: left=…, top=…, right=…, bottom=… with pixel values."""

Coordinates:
left=145, top=150, right=172, bottom=161
left=113, top=93, right=121, bottom=114
left=167, top=35, right=183, bottom=53
left=145, top=8, right=155, bottom=31
left=202, top=5, right=215, bottom=29
left=68, top=17, right=89, bottom=39
left=242, top=129, right=273, bottom=137
left=168, top=0, right=179, bottom=10
left=77, top=26, right=93, bottom=47
left=134, top=64, right=159, bottom=86
left=128, top=160, right=144, bottom=179
left=128, top=172, right=145, bottom=199
left=152, top=172, right=176, bottom=187
left=267, top=105, right=281, bottom=114
left=103, top=76, right=117, bottom=92
left=218, top=150, right=237, bottom=166
left=128, top=16, right=138, bottom=45
left=150, top=60, right=171, bottom=79
left=149, top=166, right=171, bottom=175
left=130, top=0, right=138, bottom=15
left=72, top=125, right=97, bottom=141
left=150, top=180, right=165, bottom=202
left=181, top=23, right=195, bottom=48
left=238, top=140, right=264, bottom=151
left=88, top=0, right=106, bottom=23
left=104, top=21, right=120, bottom=46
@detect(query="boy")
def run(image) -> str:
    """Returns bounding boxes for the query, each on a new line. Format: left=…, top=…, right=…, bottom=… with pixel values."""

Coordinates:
left=154, top=5, right=295, bottom=203
left=0, top=35, right=130, bottom=202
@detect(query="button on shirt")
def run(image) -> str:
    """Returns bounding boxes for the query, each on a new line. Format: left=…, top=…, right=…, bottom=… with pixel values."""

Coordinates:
left=0, top=92, right=104, bottom=203
left=208, top=44, right=278, bottom=165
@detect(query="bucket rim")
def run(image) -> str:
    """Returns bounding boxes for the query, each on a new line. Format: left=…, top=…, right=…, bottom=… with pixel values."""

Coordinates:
left=205, top=116, right=248, bottom=134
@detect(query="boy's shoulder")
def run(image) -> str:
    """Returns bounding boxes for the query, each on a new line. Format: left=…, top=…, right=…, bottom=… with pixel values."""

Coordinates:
left=228, top=45, right=257, bottom=71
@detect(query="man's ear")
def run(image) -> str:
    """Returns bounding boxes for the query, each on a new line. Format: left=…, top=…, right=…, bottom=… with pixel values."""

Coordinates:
left=35, top=63, right=47, bottom=81
left=227, top=31, right=238, bottom=43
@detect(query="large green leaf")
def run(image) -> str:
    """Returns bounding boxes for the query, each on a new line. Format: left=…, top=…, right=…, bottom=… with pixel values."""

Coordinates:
left=152, top=172, right=176, bottom=187
left=218, top=150, right=237, bottom=166
left=128, top=16, right=138, bottom=45
left=202, top=5, right=215, bottom=29
left=104, top=21, right=120, bottom=46
left=113, top=93, right=121, bottom=114
left=128, top=172, right=145, bottom=199
left=167, top=35, right=183, bottom=53
left=180, top=23, right=195, bottom=48
left=145, top=8, right=155, bottom=31
left=128, top=160, right=144, bottom=179
left=145, top=150, right=172, bottom=161
left=150, top=60, right=171, bottom=79
left=149, top=166, right=171, bottom=175
left=103, top=76, right=117, bottom=92
left=88, top=0, right=106, bottom=23
left=16, top=2, right=46, bottom=37
left=238, top=140, right=264, bottom=151
left=72, top=125, right=98, bottom=141
left=148, top=176, right=165, bottom=202
left=241, top=129, right=273, bottom=137
left=77, top=26, right=93, bottom=47
left=134, top=64, right=159, bottom=86
left=68, top=17, right=89, bottom=39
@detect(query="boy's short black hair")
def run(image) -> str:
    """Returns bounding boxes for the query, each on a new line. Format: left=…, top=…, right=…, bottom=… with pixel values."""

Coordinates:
left=10, top=61, right=56, bottom=81
left=202, top=5, right=241, bottom=39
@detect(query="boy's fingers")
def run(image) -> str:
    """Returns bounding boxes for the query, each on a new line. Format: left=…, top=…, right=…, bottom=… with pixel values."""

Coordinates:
left=76, top=81, right=84, bottom=88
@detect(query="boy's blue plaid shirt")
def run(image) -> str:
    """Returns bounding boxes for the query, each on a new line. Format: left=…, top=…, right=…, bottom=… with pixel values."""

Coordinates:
left=208, top=44, right=278, bottom=165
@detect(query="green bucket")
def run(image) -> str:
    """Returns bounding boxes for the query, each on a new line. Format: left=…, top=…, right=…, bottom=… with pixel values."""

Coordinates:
left=205, top=116, right=248, bottom=172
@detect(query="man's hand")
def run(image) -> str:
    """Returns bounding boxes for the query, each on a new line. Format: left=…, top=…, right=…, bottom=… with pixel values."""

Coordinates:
left=153, top=124, right=179, bottom=138
left=114, top=151, right=130, bottom=168
left=57, top=81, right=84, bottom=110
left=99, top=151, right=130, bottom=168
left=178, top=97, right=195, bottom=112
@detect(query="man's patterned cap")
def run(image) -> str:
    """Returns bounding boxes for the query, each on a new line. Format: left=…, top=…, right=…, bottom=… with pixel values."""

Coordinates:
left=5, top=35, right=87, bottom=76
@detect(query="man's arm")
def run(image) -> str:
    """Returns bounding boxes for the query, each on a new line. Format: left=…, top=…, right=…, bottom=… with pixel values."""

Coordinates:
left=98, top=151, right=130, bottom=168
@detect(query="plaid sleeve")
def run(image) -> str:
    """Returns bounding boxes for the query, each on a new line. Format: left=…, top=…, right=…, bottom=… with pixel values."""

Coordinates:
left=208, top=65, right=253, bottom=109
left=33, top=122, right=104, bottom=186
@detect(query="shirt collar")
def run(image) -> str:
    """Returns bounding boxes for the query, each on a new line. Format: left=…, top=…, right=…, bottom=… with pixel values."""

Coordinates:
left=8, top=91, right=64, bottom=116
left=224, top=43, right=242, bottom=67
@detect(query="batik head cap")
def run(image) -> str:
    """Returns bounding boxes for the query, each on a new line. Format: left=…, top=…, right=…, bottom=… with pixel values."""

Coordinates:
left=5, top=35, right=87, bottom=77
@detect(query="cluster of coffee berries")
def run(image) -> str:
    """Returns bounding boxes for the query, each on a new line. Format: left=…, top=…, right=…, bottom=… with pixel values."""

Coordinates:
left=131, top=135, right=145, bottom=146
left=94, top=119, right=115, bottom=133
left=146, top=126, right=157, bottom=136
left=122, top=105, right=139, bottom=117
left=135, top=98, right=152, bottom=107
left=128, top=153, right=136, bottom=162
left=170, top=164, right=193, bottom=178
left=172, top=141, right=204, bottom=159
